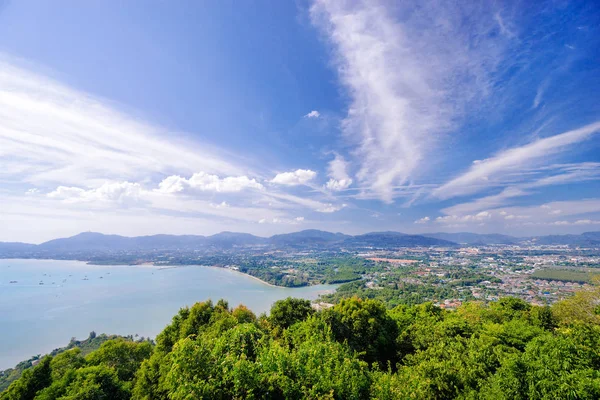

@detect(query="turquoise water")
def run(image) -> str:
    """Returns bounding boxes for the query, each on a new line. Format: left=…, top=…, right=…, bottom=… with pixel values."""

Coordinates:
left=0, top=259, right=337, bottom=369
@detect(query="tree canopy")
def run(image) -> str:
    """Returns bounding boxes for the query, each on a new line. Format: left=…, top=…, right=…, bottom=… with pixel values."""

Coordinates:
left=3, top=285, right=600, bottom=399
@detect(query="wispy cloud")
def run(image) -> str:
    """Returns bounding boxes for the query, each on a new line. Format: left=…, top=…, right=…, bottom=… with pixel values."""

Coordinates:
left=305, top=110, right=320, bottom=118
left=435, top=198, right=600, bottom=231
left=0, top=59, right=245, bottom=188
left=0, top=58, right=349, bottom=240
left=441, top=162, right=600, bottom=216
left=434, top=121, right=600, bottom=200
left=311, top=0, right=509, bottom=202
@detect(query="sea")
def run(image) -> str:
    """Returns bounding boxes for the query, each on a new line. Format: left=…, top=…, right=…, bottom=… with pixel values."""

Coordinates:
left=0, top=259, right=337, bottom=369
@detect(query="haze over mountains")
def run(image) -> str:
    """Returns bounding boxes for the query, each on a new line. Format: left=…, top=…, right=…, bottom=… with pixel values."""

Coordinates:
left=0, top=230, right=599, bottom=256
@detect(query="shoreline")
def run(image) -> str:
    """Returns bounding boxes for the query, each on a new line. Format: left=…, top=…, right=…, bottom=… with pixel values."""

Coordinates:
left=0, top=258, right=300, bottom=289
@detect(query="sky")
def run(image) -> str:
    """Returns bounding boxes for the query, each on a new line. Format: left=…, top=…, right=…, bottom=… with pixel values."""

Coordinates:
left=1, top=0, right=599, bottom=243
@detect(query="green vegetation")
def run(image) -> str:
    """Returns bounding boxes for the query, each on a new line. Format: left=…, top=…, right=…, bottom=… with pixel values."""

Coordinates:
left=321, top=279, right=475, bottom=307
left=531, top=268, right=599, bottom=284
left=0, top=333, right=150, bottom=393
left=3, top=287, right=600, bottom=399
left=234, top=255, right=375, bottom=287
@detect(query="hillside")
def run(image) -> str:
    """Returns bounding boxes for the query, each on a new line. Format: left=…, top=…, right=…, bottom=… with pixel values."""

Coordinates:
left=2, top=230, right=600, bottom=259
left=2, top=290, right=600, bottom=399
left=422, top=232, right=520, bottom=245
left=343, top=231, right=457, bottom=248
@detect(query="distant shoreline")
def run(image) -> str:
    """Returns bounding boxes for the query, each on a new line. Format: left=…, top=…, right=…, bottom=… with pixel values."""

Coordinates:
left=129, top=262, right=284, bottom=288
left=1, top=258, right=288, bottom=289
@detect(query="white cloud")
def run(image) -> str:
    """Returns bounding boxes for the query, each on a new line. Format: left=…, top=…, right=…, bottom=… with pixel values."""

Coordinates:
left=0, top=59, right=247, bottom=189
left=311, top=0, right=507, bottom=202
left=47, top=181, right=145, bottom=205
left=157, top=172, right=263, bottom=194
left=414, top=216, right=430, bottom=224
left=436, top=211, right=492, bottom=224
left=325, top=154, right=353, bottom=191
left=574, top=219, right=600, bottom=225
left=210, top=201, right=230, bottom=208
left=317, top=203, right=346, bottom=213
left=532, top=78, right=550, bottom=109
left=305, top=110, right=320, bottom=118
left=494, top=12, right=516, bottom=39
left=440, top=162, right=600, bottom=215
left=435, top=198, right=600, bottom=231
left=442, top=187, right=528, bottom=216
left=434, top=121, right=600, bottom=199
left=257, top=216, right=306, bottom=225
left=271, top=169, right=317, bottom=186
left=262, top=191, right=345, bottom=213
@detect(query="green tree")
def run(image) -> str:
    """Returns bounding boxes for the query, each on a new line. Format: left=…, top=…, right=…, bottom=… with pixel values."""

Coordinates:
left=269, top=297, right=314, bottom=332
left=323, top=297, right=399, bottom=368
left=0, top=356, right=52, bottom=400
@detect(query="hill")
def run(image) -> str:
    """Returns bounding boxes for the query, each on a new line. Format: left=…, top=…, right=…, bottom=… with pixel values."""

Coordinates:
left=1, top=230, right=599, bottom=258
left=269, top=229, right=350, bottom=247
left=422, top=232, right=519, bottom=245
left=343, top=231, right=457, bottom=248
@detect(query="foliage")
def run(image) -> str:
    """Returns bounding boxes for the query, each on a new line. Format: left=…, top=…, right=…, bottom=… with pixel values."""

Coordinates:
left=3, top=291, right=600, bottom=399
left=0, top=332, right=143, bottom=393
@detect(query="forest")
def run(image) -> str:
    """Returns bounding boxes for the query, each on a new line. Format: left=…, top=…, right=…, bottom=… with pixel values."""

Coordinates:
left=2, top=284, right=600, bottom=399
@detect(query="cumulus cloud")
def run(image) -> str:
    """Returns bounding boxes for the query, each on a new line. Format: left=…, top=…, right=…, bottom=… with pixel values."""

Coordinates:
left=157, top=172, right=263, bottom=194
left=271, top=169, right=317, bottom=186
left=210, top=201, right=230, bottom=208
left=305, top=110, right=320, bottom=118
left=436, top=211, right=492, bottom=224
left=257, top=216, right=306, bottom=224
left=414, top=216, right=430, bottom=224
left=325, top=154, right=353, bottom=191
left=47, top=181, right=145, bottom=205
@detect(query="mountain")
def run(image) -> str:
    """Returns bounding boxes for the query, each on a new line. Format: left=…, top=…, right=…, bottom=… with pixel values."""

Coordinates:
left=343, top=232, right=457, bottom=248
left=525, top=231, right=600, bottom=246
left=422, top=232, right=519, bottom=245
left=1, top=230, right=599, bottom=257
left=0, top=242, right=37, bottom=253
left=206, top=232, right=267, bottom=247
left=38, top=232, right=134, bottom=252
left=35, top=232, right=268, bottom=252
left=269, top=230, right=350, bottom=247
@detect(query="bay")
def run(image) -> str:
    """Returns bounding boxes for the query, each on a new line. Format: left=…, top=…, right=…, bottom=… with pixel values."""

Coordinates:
left=0, top=259, right=337, bottom=369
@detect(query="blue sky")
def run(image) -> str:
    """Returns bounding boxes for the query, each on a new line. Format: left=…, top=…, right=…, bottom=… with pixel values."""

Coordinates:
left=1, top=0, right=599, bottom=242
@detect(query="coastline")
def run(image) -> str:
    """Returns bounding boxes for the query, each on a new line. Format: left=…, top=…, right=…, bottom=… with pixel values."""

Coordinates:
left=202, top=265, right=282, bottom=288
left=0, top=258, right=294, bottom=289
